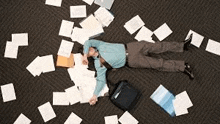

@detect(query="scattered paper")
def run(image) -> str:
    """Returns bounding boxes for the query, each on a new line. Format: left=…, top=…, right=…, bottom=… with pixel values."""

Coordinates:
left=1, top=83, right=16, bottom=102
left=64, top=112, right=82, bottom=124
left=134, top=26, right=154, bottom=42
left=82, top=0, right=94, bottom=5
left=14, top=113, right=31, bottom=124
left=104, top=115, right=118, bottom=124
left=41, top=55, right=55, bottom=73
left=94, top=0, right=115, bottom=10
left=153, top=23, right=173, bottom=41
left=173, top=91, right=193, bottom=116
left=70, top=5, right=87, bottom=18
left=79, top=14, right=102, bottom=30
left=206, top=39, right=220, bottom=56
left=65, top=86, right=81, bottom=105
left=12, top=33, right=28, bottom=46
left=119, top=111, right=138, bottom=124
left=59, top=20, right=74, bottom=38
left=45, top=0, right=62, bottom=7
left=53, top=92, right=69, bottom=106
left=26, top=56, right=43, bottom=76
left=185, top=30, right=204, bottom=48
left=124, top=15, right=145, bottom=34
left=38, top=102, right=56, bottom=122
left=94, top=7, right=114, bottom=27
left=58, top=40, right=74, bottom=58
left=4, top=41, right=19, bottom=59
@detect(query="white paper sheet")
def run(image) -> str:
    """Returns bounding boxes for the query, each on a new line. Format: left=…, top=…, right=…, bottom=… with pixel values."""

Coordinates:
left=4, top=41, right=19, bottom=59
left=71, top=27, right=90, bottom=45
left=94, top=7, right=114, bottom=27
left=94, top=0, right=115, bottom=10
left=53, top=92, right=69, bottom=106
left=64, top=112, right=82, bottom=124
left=173, top=99, right=189, bottom=116
left=175, top=91, right=193, bottom=109
left=82, top=0, right=94, bottom=5
left=124, top=15, right=145, bottom=34
left=70, top=5, right=87, bottom=18
left=119, top=111, right=138, bottom=124
left=206, top=39, right=220, bottom=56
left=134, top=26, right=154, bottom=42
left=59, top=20, right=74, bottom=38
left=65, top=86, right=81, bottom=105
left=185, top=30, right=204, bottom=48
left=14, top=113, right=31, bottom=124
left=26, top=56, right=42, bottom=76
left=41, top=55, right=55, bottom=73
left=1, top=83, right=16, bottom=102
left=153, top=23, right=173, bottom=41
left=12, top=33, right=28, bottom=46
left=45, top=0, right=62, bottom=7
left=79, top=14, right=102, bottom=29
left=104, top=115, right=118, bottom=124
left=58, top=40, right=74, bottom=57
left=38, top=102, right=56, bottom=122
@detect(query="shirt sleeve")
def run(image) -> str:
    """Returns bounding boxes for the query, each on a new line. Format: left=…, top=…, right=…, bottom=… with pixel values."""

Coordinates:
left=93, top=59, right=107, bottom=96
left=83, top=39, right=105, bottom=54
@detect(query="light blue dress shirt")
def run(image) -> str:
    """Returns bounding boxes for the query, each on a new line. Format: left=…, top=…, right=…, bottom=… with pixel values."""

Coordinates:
left=83, top=39, right=126, bottom=96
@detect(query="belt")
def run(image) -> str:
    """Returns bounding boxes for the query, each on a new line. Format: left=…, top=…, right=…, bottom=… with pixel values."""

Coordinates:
left=124, top=44, right=129, bottom=65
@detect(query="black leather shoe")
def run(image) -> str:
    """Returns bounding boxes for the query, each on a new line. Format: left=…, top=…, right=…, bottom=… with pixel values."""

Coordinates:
left=184, top=33, right=193, bottom=50
left=184, top=63, right=194, bottom=79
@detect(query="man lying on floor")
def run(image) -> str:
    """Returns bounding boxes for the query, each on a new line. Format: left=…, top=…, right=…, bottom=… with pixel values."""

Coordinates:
left=82, top=34, right=194, bottom=105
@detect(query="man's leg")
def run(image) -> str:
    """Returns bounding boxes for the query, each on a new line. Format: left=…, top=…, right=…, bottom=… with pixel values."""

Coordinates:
left=128, top=54, right=185, bottom=72
left=140, top=41, right=184, bottom=54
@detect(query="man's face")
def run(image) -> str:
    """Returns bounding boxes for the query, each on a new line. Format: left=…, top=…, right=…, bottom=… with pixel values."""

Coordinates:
left=88, top=47, right=96, bottom=57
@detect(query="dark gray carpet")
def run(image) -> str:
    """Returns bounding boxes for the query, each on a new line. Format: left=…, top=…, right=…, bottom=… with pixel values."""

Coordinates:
left=0, top=0, right=220, bottom=123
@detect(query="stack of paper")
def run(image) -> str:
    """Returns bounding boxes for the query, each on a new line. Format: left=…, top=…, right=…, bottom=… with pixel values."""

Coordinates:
left=45, top=0, right=62, bottom=7
left=1, top=83, right=16, bottom=102
left=53, top=92, right=69, bottom=106
left=124, top=15, right=145, bottom=34
left=134, top=26, right=154, bottom=43
left=57, top=54, right=74, bottom=68
left=173, top=91, right=193, bottom=116
left=64, top=112, right=82, bottom=124
left=94, top=7, right=114, bottom=27
left=119, top=111, right=139, bottom=124
left=206, top=39, right=220, bottom=56
left=153, top=23, right=173, bottom=41
left=4, top=33, right=28, bottom=59
left=57, top=40, right=74, bottom=58
left=67, top=53, right=109, bottom=103
left=59, top=20, right=74, bottom=38
left=38, top=102, right=56, bottom=122
left=150, top=85, right=175, bottom=117
left=185, top=30, right=204, bottom=48
left=70, top=5, right=87, bottom=18
left=104, top=115, right=118, bottom=124
left=94, top=0, right=115, bottom=10
left=26, top=55, right=55, bottom=77
left=82, top=0, right=94, bottom=5
left=14, top=113, right=31, bottom=124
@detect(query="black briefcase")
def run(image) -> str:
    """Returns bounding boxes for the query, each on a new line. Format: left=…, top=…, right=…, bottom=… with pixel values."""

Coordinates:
left=110, top=80, right=141, bottom=111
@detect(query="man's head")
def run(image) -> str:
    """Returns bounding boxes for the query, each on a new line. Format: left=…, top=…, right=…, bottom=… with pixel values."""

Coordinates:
left=88, top=47, right=97, bottom=57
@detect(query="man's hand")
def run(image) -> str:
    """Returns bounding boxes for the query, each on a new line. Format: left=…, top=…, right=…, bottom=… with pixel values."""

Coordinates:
left=89, top=95, right=98, bottom=106
left=82, top=54, right=88, bottom=65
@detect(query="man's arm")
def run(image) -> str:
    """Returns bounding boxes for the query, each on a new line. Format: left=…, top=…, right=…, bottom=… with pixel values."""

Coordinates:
left=83, top=39, right=105, bottom=54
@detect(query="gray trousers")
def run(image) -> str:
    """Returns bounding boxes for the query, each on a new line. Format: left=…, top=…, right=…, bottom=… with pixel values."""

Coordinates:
left=126, top=41, right=185, bottom=72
